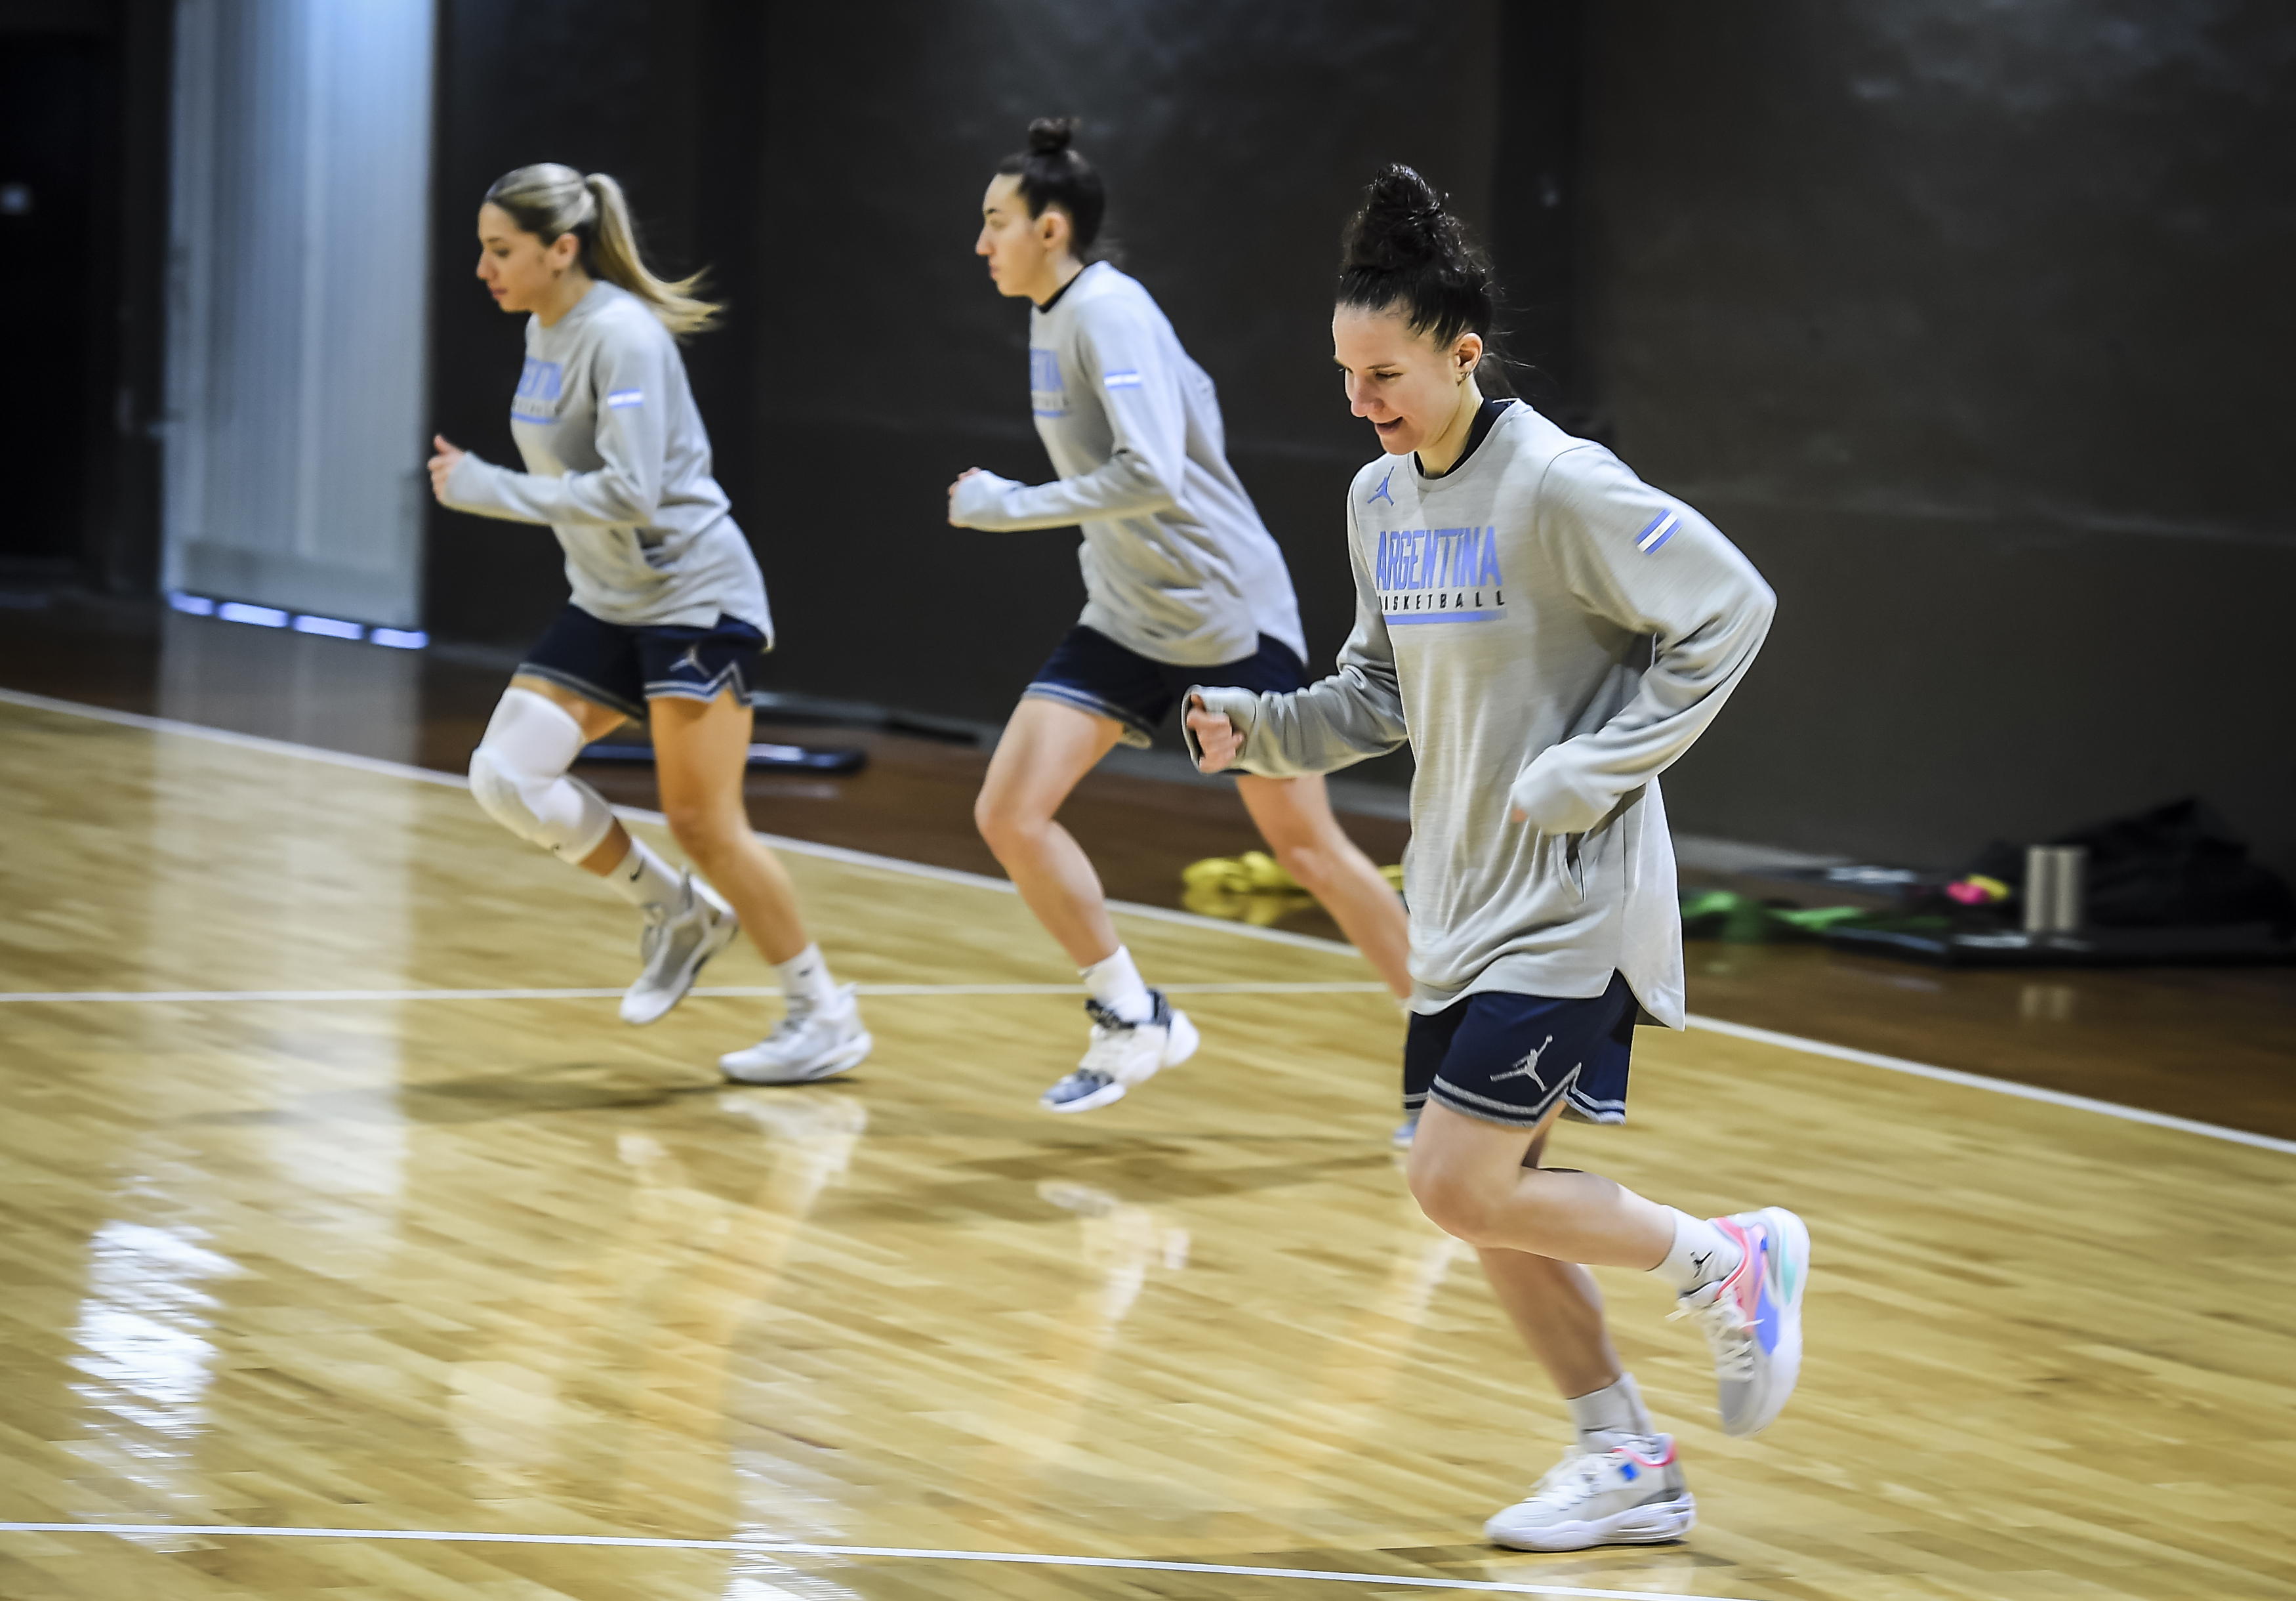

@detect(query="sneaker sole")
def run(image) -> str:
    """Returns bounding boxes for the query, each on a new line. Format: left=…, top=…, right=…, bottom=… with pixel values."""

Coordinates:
left=1485, top=1491, right=1696, bottom=1552
left=621, top=910, right=741, bottom=1027
left=1725, top=1206, right=1811, bottom=1438
left=721, top=1030, right=872, bottom=1086
left=1041, top=1077, right=1129, bottom=1114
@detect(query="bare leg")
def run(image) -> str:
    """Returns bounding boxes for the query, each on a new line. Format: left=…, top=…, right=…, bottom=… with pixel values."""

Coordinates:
left=973, top=698, right=1126, bottom=967
left=1235, top=772, right=1412, bottom=999
left=648, top=687, right=811, bottom=965
left=1480, top=1250, right=1627, bottom=1400
left=1406, top=1102, right=1673, bottom=1270
left=1462, top=1109, right=1628, bottom=1398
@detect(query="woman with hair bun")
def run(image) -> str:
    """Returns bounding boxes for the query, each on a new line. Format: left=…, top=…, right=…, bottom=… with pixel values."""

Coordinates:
left=429, top=163, right=869, bottom=1085
left=949, top=119, right=1412, bottom=1114
left=1186, top=163, right=1808, bottom=1552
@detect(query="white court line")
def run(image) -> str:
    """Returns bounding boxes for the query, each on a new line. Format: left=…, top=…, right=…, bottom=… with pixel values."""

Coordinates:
left=3, top=686, right=2288, bottom=1159
left=0, top=981, right=1393, bottom=1004
left=1687, top=1014, right=2296, bottom=1156
left=0, top=1522, right=1753, bottom=1600
left=0, top=686, right=1350, bottom=957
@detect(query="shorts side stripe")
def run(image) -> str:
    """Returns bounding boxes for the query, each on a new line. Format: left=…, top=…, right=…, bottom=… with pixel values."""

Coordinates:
left=512, top=663, right=647, bottom=722
left=1430, top=1072, right=1574, bottom=1127
left=642, top=659, right=748, bottom=704
left=1021, top=682, right=1158, bottom=744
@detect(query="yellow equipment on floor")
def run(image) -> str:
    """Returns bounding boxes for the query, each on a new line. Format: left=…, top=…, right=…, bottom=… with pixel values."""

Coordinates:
left=1180, top=852, right=1404, bottom=925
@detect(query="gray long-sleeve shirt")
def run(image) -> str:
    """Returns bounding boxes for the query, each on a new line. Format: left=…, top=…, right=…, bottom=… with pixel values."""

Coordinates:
left=1186, top=402, right=1775, bottom=1026
left=947, top=262, right=1305, bottom=666
left=438, top=280, right=771, bottom=634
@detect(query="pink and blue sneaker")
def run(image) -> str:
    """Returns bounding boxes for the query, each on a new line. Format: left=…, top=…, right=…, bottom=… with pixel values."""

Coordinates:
left=1483, top=1432, right=1696, bottom=1552
left=1671, top=1206, right=1811, bottom=1436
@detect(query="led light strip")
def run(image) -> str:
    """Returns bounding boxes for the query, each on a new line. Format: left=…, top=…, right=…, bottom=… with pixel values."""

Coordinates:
left=168, top=591, right=428, bottom=650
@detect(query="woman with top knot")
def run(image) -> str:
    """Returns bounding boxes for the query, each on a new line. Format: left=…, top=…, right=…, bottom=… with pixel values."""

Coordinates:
left=1187, top=163, right=1811, bottom=1554
left=949, top=119, right=1414, bottom=1115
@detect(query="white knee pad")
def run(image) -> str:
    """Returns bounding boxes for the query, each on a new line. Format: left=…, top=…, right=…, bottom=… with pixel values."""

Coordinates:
left=468, top=688, right=617, bottom=862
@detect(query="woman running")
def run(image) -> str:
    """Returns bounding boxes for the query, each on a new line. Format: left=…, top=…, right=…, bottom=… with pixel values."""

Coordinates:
left=948, top=119, right=1412, bottom=1114
left=1185, top=165, right=1810, bottom=1552
left=428, top=163, right=869, bottom=1085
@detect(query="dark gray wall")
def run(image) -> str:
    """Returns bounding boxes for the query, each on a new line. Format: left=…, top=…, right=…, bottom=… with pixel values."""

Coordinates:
left=426, top=0, right=1501, bottom=729
left=423, top=0, right=2296, bottom=877
left=425, top=0, right=762, bottom=646
left=742, top=1, right=1498, bottom=728
left=0, top=0, right=170, bottom=594
left=1580, top=1, right=2296, bottom=876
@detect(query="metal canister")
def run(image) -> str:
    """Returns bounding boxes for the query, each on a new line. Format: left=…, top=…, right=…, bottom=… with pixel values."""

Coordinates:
left=2022, top=845, right=2089, bottom=935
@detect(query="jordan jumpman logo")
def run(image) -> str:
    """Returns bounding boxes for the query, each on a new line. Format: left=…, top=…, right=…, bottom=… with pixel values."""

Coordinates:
left=1488, top=1034, right=1558, bottom=1091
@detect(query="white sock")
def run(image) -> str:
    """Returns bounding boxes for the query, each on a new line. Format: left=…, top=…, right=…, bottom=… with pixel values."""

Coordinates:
left=775, top=943, right=839, bottom=1010
left=602, top=836, right=684, bottom=911
left=1652, top=1208, right=1743, bottom=1295
left=1566, top=1373, right=1654, bottom=1443
left=1080, top=946, right=1153, bottom=1024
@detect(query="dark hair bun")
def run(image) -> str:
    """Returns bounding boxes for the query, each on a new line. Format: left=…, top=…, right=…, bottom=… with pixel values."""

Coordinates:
left=1027, top=117, right=1076, bottom=156
left=996, top=117, right=1107, bottom=253
left=1335, top=162, right=1500, bottom=365
left=1343, top=163, right=1456, bottom=272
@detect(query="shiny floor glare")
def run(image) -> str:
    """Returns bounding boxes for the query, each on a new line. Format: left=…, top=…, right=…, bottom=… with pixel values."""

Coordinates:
left=1, top=697, right=2293, bottom=1600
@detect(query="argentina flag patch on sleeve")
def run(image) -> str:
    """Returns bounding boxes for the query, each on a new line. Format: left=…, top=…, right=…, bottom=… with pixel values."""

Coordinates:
left=605, top=388, right=645, bottom=409
left=1101, top=369, right=1143, bottom=390
left=1634, top=506, right=1682, bottom=554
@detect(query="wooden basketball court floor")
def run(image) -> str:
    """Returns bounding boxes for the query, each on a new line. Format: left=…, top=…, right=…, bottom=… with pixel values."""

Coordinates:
left=1, top=686, right=2292, bottom=1601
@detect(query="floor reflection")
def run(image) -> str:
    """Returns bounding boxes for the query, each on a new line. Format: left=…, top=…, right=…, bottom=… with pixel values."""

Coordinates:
left=1205, top=1191, right=1468, bottom=1547
left=718, top=1563, right=863, bottom=1601
left=440, top=1088, right=873, bottom=1594
left=953, top=1177, right=1189, bottom=1501
left=67, top=1218, right=236, bottom=1537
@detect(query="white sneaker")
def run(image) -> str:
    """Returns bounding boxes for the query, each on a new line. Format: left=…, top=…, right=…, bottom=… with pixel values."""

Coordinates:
left=720, top=985, right=873, bottom=1085
left=1038, top=990, right=1199, bottom=1113
left=621, top=874, right=739, bottom=1026
left=1670, top=1206, right=1811, bottom=1437
left=1483, top=1433, right=1696, bottom=1552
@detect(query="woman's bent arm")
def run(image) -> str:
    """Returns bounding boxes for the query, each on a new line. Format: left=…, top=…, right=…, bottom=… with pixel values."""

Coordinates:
left=1185, top=510, right=1408, bottom=777
left=439, top=331, right=671, bottom=528
left=1507, top=447, right=1776, bottom=835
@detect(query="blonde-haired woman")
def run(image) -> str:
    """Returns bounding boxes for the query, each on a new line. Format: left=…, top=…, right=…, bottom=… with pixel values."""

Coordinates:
left=429, top=163, right=869, bottom=1084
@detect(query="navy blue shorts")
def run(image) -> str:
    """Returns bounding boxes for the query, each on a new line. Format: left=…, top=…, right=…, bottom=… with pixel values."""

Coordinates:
left=1024, top=625, right=1307, bottom=749
left=1404, top=972, right=1638, bottom=1129
left=516, top=604, right=767, bottom=722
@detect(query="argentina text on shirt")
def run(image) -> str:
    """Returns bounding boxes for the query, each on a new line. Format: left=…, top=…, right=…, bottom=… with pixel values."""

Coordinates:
left=1376, top=525, right=1505, bottom=624
left=511, top=356, right=564, bottom=425
left=1029, top=348, right=1066, bottom=417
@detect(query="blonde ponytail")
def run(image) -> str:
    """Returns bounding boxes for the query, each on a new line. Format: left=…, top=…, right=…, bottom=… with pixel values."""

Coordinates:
left=482, top=163, right=722, bottom=339
left=579, top=173, right=720, bottom=338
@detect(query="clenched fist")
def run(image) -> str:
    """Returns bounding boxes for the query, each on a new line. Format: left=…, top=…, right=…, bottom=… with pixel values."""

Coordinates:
left=427, top=435, right=466, bottom=502
left=1185, top=694, right=1242, bottom=773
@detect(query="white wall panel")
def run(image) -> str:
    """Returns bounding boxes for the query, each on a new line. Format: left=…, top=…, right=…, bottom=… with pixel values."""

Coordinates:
left=163, top=0, right=433, bottom=628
